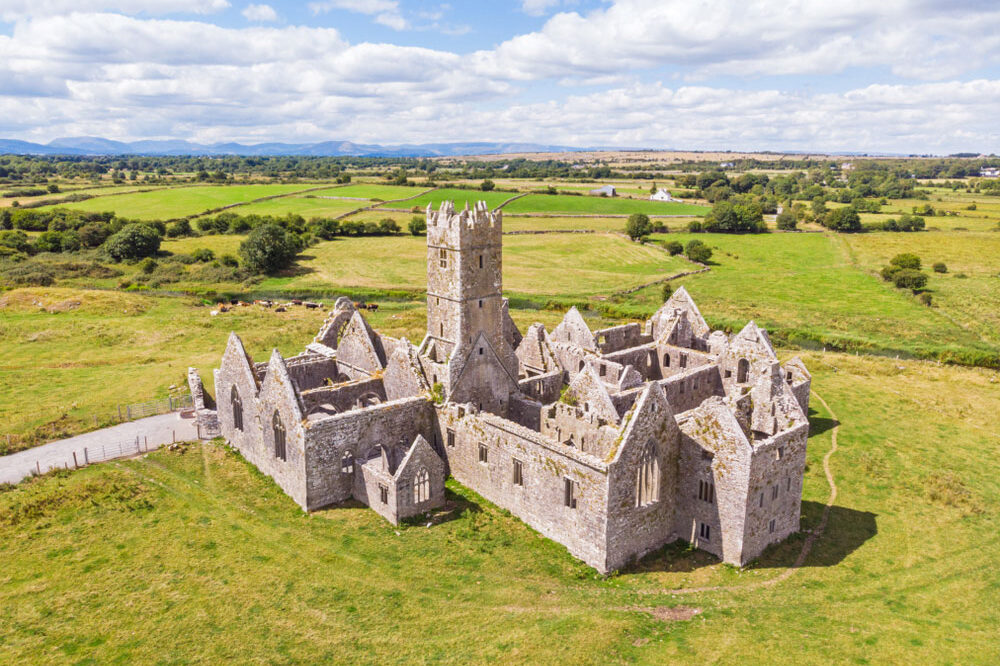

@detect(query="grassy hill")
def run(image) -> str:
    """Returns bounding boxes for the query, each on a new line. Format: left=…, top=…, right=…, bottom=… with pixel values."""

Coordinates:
left=1, top=352, right=997, bottom=662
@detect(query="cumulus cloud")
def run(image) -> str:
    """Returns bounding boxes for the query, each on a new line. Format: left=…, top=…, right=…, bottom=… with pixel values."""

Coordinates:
left=0, top=0, right=229, bottom=20
left=521, top=0, right=568, bottom=16
left=241, top=3, right=277, bottom=22
left=1, top=1, right=1000, bottom=152
left=308, top=0, right=408, bottom=30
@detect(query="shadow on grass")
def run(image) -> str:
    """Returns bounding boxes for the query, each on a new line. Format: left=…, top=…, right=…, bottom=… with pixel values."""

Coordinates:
left=398, top=486, right=483, bottom=528
left=626, top=500, right=877, bottom=574
left=808, top=409, right=840, bottom=437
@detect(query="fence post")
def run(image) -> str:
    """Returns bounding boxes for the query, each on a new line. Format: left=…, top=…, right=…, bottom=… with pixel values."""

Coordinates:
left=118, top=405, right=123, bottom=422
left=173, top=430, right=176, bottom=443
left=36, top=461, right=40, bottom=475
left=72, top=451, right=78, bottom=469
left=144, top=436, right=148, bottom=452
left=169, top=395, right=174, bottom=411
left=126, top=405, right=131, bottom=421
left=84, top=447, right=89, bottom=464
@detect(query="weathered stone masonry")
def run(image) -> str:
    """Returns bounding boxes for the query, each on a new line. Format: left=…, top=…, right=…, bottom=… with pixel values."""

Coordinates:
left=213, top=200, right=811, bottom=572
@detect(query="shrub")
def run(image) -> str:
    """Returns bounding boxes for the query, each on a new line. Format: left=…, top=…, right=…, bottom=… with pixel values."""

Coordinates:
left=687, top=220, right=703, bottom=233
left=166, top=219, right=193, bottom=238
left=220, top=254, right=239, bottom=267
left=78, top=222, right=110, bottom=248
left=625, top=213, right=652, bottom=241
left=408, top=215, right=427, bottom=236
left=0, top=230, right=31, bottom=253
left=891, top=268, right=928, bottom=290
left=966, top=203, right=977, bottom=210
left=822, top=207, right=862, bottom=232
left=663, top=240, right=683, bottom=255
left=685, top=239, right=713, bottom=263
left=920, top=293, right=933, bottom=306
left=377, top=218, right=400, bottom=235
left=33, top=231, right=64, bottom=253
left=932, top=262, right=947, bottom=273
left=104, top=224, right=162, bottom=261
left=890, top=253, right=921, bottom=270
left=191, top=248, right=215, bottom=262
left=480, top=179, right=495, bottom=191
left=776, top=210, right=797, bottom=230
left=0, top=262, right=55, bottom=286
left=703, top=200, right=766, bottom=233
left=60, top=230, right=81, bottom=252
left=660, top=282, right=673, bottom=302
left=138, top=257, right=158, bottom=274
left=238, top=223, right=300, bottom=274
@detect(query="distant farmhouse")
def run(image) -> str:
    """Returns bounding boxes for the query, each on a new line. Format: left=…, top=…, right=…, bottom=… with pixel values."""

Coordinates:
left=589, top=184, right=617, bottom=197
left=650, top=188, right=682, bottom=202
left=981, top=167, right=1000, bottom=178
left=212, top=201, right=811, bottom=573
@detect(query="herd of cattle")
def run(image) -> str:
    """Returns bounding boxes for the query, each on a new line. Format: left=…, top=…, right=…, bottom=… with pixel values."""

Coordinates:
left=209, top=298, right=379, bottom=316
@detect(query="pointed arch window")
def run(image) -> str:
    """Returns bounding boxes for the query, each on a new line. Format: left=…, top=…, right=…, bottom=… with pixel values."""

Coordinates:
left=635, top=441, right=660, bottom=507
left=272, top=411, right=286, bottom=461
left=231, top=385, right=243, bottom=431
left=737, top=358, right=750, bottom=383
left=414, top=467, right=430, bottom=504
left=341, top=451, right=354, bottom=475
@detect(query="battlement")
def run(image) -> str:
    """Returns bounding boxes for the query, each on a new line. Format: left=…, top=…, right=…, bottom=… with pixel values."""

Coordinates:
left=426, top=200, right=502, bottom=247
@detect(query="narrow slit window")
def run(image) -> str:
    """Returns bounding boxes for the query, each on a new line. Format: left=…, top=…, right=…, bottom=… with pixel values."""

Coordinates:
left=699, top=522, right=710, bottom=539
left=379, top=484, right=388, bottom=504
left=446, top=429, right=455, bottom=448
left=439, top=248, right=447, bottom=268
left=513, top=459, right=523, bottom=486
left=564, top=478, right=577, bottom=509
left=478, top=443, right=488, bottom=464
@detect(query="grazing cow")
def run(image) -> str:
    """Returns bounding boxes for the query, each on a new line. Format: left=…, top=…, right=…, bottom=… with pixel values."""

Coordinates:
left=367, top=303, right=379, bottom=312
left=275, top=306, right=286, bottom=312
left=304, top=302, right=319, bottom=309
left=292, top=299, right=303, bottom=306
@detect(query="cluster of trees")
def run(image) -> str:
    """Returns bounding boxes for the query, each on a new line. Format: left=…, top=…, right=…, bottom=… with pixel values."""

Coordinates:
left=879, top=253, right=933, bottom=304
left=701, top=199, right=766, bottom=233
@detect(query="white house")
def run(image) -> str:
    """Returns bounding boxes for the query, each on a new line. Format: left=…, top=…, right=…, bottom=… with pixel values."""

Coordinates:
left=980, top=167, right=999, bottom=178
left=650, top=188, right=681, bottom=202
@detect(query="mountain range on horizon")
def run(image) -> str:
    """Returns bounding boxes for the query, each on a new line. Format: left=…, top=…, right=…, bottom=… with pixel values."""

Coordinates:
left=0, top=136, right=602, bottom=158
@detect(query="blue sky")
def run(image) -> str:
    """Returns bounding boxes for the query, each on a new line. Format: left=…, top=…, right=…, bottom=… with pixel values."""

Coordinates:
left=1, top=1, right=999, bottom=153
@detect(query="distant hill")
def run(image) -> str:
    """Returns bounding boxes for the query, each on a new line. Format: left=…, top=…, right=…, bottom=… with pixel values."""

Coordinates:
left=0, top=136, right=594, bottom=157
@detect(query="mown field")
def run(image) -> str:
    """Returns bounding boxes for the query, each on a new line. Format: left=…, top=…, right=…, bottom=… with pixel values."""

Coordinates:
left=399, top=187, right=519, bottom=210
left=1, top=352, right=997, bottom=662
left=642, top=231, right=1000, bottom=364
left=503, top=193, right=709, bottom=216
left=41, top=184, right=322, bottom=219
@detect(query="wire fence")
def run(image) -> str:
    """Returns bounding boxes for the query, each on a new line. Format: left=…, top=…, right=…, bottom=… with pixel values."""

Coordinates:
left=118, top=394, right=193, bottom=422
left=13, top=434, right=172, bottom=483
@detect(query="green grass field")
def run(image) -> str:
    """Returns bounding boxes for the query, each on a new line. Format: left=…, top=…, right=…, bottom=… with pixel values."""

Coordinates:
left=261, top=233, right=689, bottom=300
left=642, top=232, right=1000, bottom=364
left=1, top=352, right=997, bottom=662
left=43, top=184, right=323, bottom=219
left=219, top=195, right=367, bottom=219
left=398, top=188, right=522, bottom=210
left=504, top=194, right=709, bottom=216
left=306, top=184, right=431, bottom=200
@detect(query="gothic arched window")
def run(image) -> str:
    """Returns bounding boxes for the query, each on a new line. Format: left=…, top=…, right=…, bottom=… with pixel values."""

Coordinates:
left=414, top=467, right=430, bottom=504
left=272, top=411, right=286, bottom=461
left=737, top=358, right=750, bottom=383
left=635, top=442, right=659, bottom=507
left=231, top=385, right=243, bottom=431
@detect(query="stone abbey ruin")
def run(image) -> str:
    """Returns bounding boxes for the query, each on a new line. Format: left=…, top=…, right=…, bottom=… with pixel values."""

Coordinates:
left=214, top=201, right=811, bottom=573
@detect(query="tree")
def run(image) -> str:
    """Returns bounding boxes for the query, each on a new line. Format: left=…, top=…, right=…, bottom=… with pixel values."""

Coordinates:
left=685, top=239, right=713, bottom=263
left=625, top=213, right=652, bottom=241
left=703, top=200, right=765, bottom=233
left=823, top=207, right=861, bottom=232
left=776, top=209, right=797, bottom=230
left=480, top=179, right=495, bottom=191
left=104, top=224, right=162, bottom=261
left=663, top=240, right=683, bottom=255
left=660, top=282, right=673, bottom=302
left=408, top=216, right=427, bottom=236
left=166, top=219, right=193, bottom=237
left=79, top=222, right=110, bottom=248
left=890, top=253, right=921, bottom=270
left=891, top=268, right=927, bottom=291
left=377, top=218, right=400, bottom=235
left=238, top=223, right=300, bottom=274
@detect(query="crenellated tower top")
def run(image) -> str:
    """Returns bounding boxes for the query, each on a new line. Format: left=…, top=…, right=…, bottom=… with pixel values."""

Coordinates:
left=426, top=200, right=502, bottom=249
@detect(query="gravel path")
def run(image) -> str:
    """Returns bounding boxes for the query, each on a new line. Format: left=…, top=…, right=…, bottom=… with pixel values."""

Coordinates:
left=0, top=412, right=199, bottom=485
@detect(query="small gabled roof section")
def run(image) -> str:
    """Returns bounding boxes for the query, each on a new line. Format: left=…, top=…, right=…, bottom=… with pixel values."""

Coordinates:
left=261, top=348, right=306, bottom=423
left=732, top=320, right=777, bottom=360
left=452, top=331, right=520, bottom=390
left=336, top=310, right=387, bottom=372
left=551, top=306, right=597, bottom=350
left=565, top=364, right=620, bottom=424
left=607, top=381, right=676, bottom=465
left=394, top=434, right=442, bottom=480
left=678, top=396, right=751, bottom=458
left=223, top=331, right=261, bottom=390
left=516, top=323, right=560, bottom=374
left=650, top=286, right=710, bottom=338
left=783, top=356, right=811, bottom=382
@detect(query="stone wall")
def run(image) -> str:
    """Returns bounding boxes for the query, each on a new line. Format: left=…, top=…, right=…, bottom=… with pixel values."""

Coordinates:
left=303, top=396, right=435, bottom=510
left=658, top=365, right=724, bottom=414
left=438, top=406, right=611, bottom=571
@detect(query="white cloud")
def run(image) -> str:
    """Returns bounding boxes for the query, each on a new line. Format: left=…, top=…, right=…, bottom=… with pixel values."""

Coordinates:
left=307, top=0, right=408, bottom=30
left=241, top=3, right=277, bottom=22
left=521, top=0, right=563, bottom=16
left=0, top=0, right=229, bottom=20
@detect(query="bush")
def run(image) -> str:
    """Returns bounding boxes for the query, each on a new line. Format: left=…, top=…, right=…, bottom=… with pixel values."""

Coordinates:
left=33, top=230, right=64, bottom=253
left=932, top=262, right=947, bottom=273
left=920, top=293, right=933, bottom=306
left=408, top=215, right=427, bottom=236
left=191, top=248, right=215, bottom=262
left=776, top=210, right=797, bottom=230
left=0, top=262, right=55, bottom=286
left=663, top=240, right=683, bottom=255
left=238, top=223, right=300, bottom=274
left=166, top=219, right=193, bottom=238
left=60, top=230, right=81, bottom=252
left=78, top=222, right=110, bottom=248
left=891, top=268, right=928, bottom=290
left=703, top=200, right=766, bottom=233
left=625, top=213, right=652, bottom=241
left=687, top=220, right=703, bottom=233
left=966, top=203, right=977, bottom=210
left=138, top=257, right=158, bottom=274
left=480, top=179, right=495, bottom=191
left=660, top=282, right=673, bottom=302
left=890, top=253, right=921, bottom=270
left=220, top=254, right=239, bottom=267
left=104, top=224, right=162, bottom=261
left=822, top=207, right=862, bottom=232
left=0, top=230, right=31, bottom=253
left=377, top=218, right=400, bottom=235
left=685, top=239, right=713, bottom=263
